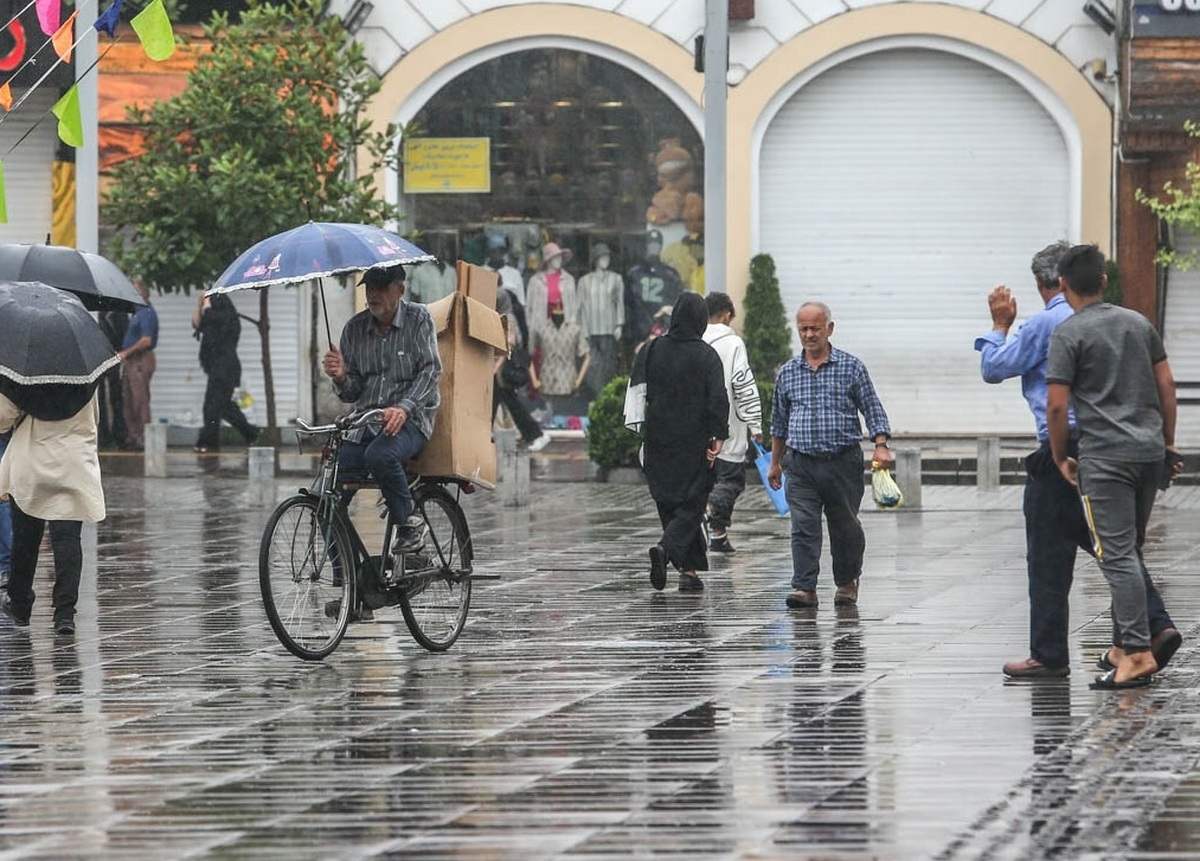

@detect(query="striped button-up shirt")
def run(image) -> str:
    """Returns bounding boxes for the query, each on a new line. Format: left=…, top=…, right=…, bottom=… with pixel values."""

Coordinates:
left=770, top=346, right=890, bottom=455
left=334, top=300, right=442, bottom=440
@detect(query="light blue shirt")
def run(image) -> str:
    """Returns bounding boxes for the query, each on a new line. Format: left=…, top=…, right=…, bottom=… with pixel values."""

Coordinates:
left=974, top=292, right=1076, bottom=441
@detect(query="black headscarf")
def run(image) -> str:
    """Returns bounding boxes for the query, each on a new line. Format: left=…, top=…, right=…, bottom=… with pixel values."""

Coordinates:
left=667, top=291, right=708, bottom=341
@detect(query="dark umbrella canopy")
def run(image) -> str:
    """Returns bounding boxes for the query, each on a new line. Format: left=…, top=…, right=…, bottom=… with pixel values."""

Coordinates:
left=0, top=280, right=119, bottom=385
left=209, top=221, right=435, bottom=293
left=0, top=244, right=146, bottom=312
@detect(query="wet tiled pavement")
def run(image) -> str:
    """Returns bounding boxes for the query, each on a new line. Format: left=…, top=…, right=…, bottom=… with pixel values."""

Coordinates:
left=2, top=448, right=1199, bottom=859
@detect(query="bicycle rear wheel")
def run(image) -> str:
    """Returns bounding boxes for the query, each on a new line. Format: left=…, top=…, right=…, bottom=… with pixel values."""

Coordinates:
left=260, top=495, right=353, bottom=661
left=398, top=485, right=472, bottom=651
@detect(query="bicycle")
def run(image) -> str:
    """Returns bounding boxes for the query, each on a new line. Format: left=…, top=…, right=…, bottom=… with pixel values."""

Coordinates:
left=259, top=409, right=483, bottom=661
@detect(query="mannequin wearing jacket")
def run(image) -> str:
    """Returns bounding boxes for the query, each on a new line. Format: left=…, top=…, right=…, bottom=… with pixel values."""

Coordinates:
left=577, top=242, right=624, bottom=397
left=702, top=292, right=762, bottom=553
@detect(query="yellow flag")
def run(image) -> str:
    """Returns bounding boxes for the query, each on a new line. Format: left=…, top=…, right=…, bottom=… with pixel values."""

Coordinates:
left=52, top=85, right=83, bottom=148
left=131, top=0, right=175, bottom=61
left=0, top=161, right=8, bottom=224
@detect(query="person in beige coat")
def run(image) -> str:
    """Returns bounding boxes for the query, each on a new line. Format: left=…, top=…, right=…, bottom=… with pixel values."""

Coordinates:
left=0, top=394, right=105, bottom=636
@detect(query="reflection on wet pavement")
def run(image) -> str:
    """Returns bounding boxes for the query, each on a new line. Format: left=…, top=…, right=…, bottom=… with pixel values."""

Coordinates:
left=0, top=472, right=1197, bottom=859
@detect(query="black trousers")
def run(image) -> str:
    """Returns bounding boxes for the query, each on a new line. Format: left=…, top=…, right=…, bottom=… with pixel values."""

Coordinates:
left=7, top=500, right=82, bottom=624
left=96, top=365, right=126, bottom=447
left=656, top=493, right=709, bottom=573
left=198, top=372, right=256, bottom=448
left=493, top=382, right=543, bottom=443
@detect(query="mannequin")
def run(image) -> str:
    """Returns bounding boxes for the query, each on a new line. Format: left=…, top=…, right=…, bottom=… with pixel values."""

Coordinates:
left=407, top=258, right=457, bottom=304
left=530, top=302, right=591, bottom=416
left=624, top=229, right=684, bottom=346
left=525, top=242, right=578, bottom=325
left=576, top=241, right=624, bottom=397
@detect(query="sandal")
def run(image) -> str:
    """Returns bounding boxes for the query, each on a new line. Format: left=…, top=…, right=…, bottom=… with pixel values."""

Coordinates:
left=1089, top=668, right=1153, bottom=690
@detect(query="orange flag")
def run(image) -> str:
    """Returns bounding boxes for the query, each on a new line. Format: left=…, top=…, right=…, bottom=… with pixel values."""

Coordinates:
left=52, top=10, right=79, bottom=62
left=0, top=83, right=10, bottom=112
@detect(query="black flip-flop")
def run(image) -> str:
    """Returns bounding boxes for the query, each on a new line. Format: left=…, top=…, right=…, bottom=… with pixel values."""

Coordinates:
left=1090, top=669, right=1153, bottom=690
left=1096, top=649, right=1117, bottom=672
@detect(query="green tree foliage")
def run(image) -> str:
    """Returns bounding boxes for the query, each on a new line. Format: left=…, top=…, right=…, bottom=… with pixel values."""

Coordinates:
left=105, top=0, right=402, bottom=433
left=743, top=253, right=791, bottom=381
left=586, top=375, right=642, bottom=473
left=1136, top=120, right=1200, bottom=270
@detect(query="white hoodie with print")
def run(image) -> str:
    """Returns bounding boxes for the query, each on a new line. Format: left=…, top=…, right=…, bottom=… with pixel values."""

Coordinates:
left=702, top=322, right=762, bottom=463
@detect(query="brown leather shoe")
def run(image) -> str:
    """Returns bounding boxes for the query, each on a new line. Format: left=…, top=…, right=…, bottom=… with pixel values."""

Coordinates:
left=1002, top=656, right=1069, bottom=678
left=834, top=579, right=860, bottom=606
left=785, top=589, right=818, bottom=609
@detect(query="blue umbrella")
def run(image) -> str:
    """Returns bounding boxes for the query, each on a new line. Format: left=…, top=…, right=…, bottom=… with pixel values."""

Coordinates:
left=209, top=221, right=436, bottom=342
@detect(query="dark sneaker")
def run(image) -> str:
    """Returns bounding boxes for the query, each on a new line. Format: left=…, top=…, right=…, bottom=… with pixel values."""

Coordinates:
left=678, top=572, right=704, bottom=592
left=392, top=515, right=428, bottom=554
left=324, top=600, right=373, bottom=623
left=708, top=535, right=735, bottom=553
left=0, top=592, right=29, bottom=627
left=649, top=544, right=667, bottom=591
left=54, top=618, right=75, bottom=636
left=1002, top=657, right=1069, bottom=679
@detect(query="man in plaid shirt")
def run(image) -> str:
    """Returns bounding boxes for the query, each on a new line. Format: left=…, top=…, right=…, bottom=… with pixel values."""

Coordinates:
left=767, top=302, right=892, bottom=610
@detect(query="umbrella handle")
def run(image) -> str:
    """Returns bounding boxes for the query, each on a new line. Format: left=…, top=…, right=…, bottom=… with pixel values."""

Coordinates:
left=319, top=279, right=333, bottom=347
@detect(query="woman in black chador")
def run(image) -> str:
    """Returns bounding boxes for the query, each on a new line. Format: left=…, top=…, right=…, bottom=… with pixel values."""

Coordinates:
left=631, top=291, right=728, bottom=593
left=192, top=291, right=258, bottom=452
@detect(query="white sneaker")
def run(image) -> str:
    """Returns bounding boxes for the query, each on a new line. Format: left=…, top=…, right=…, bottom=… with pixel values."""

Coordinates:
left=528, top=434, right=551, bottom=452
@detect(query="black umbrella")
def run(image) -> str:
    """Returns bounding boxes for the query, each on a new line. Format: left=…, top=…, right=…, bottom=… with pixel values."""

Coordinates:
left=0, top=280, right=120, bottom=420
left=0, top=244, right=146, bottom=312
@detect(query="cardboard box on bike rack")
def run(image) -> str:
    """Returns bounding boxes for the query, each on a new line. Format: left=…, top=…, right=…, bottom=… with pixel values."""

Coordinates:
left=411, top=261, right=507, bottom=488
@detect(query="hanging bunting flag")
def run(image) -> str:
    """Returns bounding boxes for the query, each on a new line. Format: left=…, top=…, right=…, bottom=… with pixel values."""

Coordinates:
left=94, top=0, right=124, bottom=38
left=36, top=0, right=61, bottom=37
left=131, top=0, right=174, bottom=61
left=51, top=84, right=82, bottom=147
left=0, top=161, right=8, bottom=224
left=0, top=83, right=10, bottom=112
left=51, top=10, right=79, bottom=62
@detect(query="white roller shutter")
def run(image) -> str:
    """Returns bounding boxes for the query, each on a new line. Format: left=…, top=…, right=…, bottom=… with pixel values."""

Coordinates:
left=0, top=89, right=57, bottom=244
left=1162, top=230, right=1200, bottom=448
left=760, top=48, right=1071, bottom=435
left=149, top=286, right=305, bottom=432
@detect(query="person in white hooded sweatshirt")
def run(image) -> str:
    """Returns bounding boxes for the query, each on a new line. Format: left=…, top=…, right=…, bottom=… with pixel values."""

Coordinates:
left=702, top=292, right=763, bottom=553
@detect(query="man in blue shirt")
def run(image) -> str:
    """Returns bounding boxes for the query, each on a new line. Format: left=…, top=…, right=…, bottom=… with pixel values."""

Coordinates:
left=118, top=279, right=158, bottom=450
left=976, top=241, right=1179, bottom=678
left=767, top=302, right=892, bottom=609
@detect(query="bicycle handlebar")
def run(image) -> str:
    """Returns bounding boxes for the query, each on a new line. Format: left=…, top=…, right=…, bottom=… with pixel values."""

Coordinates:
left=294, top=408, right=386, bottom=436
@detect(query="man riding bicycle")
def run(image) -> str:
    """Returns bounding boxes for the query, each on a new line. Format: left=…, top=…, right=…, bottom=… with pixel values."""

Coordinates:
left=321, top=264, right=442, bottom=555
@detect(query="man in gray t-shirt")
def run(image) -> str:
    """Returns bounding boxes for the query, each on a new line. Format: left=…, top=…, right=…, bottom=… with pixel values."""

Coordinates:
left=1046, top=244, right=1183, bottom=690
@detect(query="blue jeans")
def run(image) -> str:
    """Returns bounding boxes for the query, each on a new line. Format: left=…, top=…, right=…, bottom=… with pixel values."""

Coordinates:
left=783, top=446, right=865, bottom=591
left=0, top=431, right=11, bottom=576
left=337, top=423, right=427, bottom=525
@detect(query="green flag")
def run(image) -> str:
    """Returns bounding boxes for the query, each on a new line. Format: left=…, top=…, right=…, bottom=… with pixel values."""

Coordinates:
left=0, top=161, right=8, bottom=224
left=52, top=86, right=83, bottom=148
left=131, top=0, right=176, bottom=61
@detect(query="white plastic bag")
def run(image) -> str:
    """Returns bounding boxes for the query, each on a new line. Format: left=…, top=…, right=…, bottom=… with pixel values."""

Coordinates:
left=871, top=466, right=903, bottom=508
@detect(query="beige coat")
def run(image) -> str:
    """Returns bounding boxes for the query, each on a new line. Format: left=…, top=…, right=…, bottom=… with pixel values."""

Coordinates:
left=0, top=394, right=105, bottom=522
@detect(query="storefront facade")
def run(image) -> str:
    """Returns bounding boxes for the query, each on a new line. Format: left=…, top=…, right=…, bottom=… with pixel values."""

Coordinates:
left=337, top=0, right=1115, bottom=437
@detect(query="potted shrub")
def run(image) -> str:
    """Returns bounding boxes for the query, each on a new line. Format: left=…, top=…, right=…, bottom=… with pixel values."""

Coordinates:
left=586, top=375, right=643, bottom=482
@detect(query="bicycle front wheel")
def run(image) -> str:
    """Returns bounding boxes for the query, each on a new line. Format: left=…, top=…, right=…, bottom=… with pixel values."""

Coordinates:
left=399, top=485, right=472, bottom=652
left=260, top=495, right=354, bottom=661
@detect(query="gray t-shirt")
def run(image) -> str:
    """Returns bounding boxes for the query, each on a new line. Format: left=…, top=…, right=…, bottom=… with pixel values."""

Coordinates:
left=1046, top=302, right=1166, bottom=463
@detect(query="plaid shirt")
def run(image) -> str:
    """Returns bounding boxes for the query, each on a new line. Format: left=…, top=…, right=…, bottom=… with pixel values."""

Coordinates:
left=771, top=346, right=890, bottom=454
left=334, top=300, right=442, bottom=439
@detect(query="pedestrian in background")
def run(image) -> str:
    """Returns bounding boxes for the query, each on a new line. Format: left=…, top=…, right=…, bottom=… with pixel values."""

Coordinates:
left=96, top=309, right=128, bottom=450
left=192, top=290, right=259, bottom=453
left=769, top=302, right=892, bottom=610
left=1047, top=243, right=1184, bottom=689
left=630, top=291, right=728, bottom=593
left=119, top=278, right=158, bottom=451
left=0, top=394, right=104, bottom=636
left=976, top=241, right=1180, bottom=679
left=702, top=292, right=762, bottom=553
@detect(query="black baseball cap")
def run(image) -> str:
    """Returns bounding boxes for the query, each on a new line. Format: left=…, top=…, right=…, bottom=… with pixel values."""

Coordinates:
left=358, top=265, right=405, bottom=288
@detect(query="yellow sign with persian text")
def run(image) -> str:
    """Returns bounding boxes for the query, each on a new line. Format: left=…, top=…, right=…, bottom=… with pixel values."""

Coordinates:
left=403, top=138, right=491, bottom=194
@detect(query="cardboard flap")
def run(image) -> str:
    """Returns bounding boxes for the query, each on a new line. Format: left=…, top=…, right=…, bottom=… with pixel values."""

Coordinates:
left=457, top=260, right=499, bottom=310
left=463, top=294, right=508, bottom=351
left=425, top=293, right=456, bottom=335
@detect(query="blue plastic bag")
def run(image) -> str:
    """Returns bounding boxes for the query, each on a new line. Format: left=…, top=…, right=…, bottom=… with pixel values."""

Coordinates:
left=753, top=440, right=789, bottom=516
